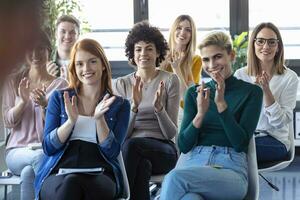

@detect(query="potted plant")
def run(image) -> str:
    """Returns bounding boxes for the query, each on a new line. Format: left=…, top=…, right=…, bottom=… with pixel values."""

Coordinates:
left=232, top=31, right=248, bottom=72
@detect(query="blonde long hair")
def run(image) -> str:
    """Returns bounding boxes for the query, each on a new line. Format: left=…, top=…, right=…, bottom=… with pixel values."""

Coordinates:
left=161, top=15, right=197, bottom=87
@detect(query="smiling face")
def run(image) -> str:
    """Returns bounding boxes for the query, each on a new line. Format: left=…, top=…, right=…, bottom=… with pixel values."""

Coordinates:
left=134, top=41, right=159, bottom=69
left=254, top=28, right=279, bottom=64
left=174, top=19, right=192, bottom=47
left=56, top=21, right=79, bottom=52
left=200, top=45, right=234, bottom=80
left=74, top=50, right=104, bottom=86
left=26, top=46, right=49, bottom=67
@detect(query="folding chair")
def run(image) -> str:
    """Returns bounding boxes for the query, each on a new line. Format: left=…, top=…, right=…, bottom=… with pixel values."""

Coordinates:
left=244, top=136, right=259, bottom=200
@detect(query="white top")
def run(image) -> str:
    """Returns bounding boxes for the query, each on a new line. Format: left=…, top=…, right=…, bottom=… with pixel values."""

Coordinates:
left=70, top=115, right=97, bottom=143
left=234, top=66, right=299, bottom=151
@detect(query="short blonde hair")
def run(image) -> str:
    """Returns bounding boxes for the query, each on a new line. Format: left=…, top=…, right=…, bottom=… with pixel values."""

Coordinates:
left=198, top=31, right=233, bottom=53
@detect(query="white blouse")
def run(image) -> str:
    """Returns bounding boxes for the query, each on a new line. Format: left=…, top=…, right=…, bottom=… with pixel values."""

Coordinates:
left=234, top=66, right=299, bottom=151
left=71, top=115, right=97, bottom=143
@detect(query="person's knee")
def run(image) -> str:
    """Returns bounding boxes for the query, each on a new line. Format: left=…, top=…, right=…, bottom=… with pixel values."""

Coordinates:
left=163, top=169, right=183, bottom=186
left=63, top=174, right=81, bottom=186
left=20, top=165, right=34, bottom=182
left=122, top=138, right=143, bottom=152
left=182, top=193, right=204, bottom=200
left=56, top=175, right=83, bottom=199
left=32, top=150, right=44, bottom=173
left=139, top=158, right=152, bottom=177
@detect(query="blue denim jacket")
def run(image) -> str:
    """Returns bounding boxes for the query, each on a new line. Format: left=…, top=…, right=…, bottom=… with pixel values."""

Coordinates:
left=34, top=88, right=130, bottom=199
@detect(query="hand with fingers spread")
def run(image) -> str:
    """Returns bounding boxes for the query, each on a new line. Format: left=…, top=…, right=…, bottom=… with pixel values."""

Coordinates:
left=212, top=72, right=227, bottom=112
left=18, top=77, right=30, bottom=103
left=255, top=71, right=275, bottom=107
left=94, top=94, right=116, bottom=119
left=31, top=84, right=47, bottom=108
left=46, top=61, right=59, bottom=77
left=169, top=51, right=185, bottom=69
left=132, top=76, right=143, bottom=111
left=153, top=81, right=164, bottom=112
left=60, top=66, right=67, bottom=80
left=255, top=71, right=271, bottom=92
left=63, top=91, right=78, bottom=124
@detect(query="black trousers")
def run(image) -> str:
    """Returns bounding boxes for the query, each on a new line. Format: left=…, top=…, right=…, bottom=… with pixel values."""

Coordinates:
left=40, top=173, right=116, bottom=200
left=122, top=137, right=178, bottom=200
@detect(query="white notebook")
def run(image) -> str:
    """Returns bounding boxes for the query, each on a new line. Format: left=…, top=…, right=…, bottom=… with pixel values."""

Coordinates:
left=56, top=167, right=104, bottom=176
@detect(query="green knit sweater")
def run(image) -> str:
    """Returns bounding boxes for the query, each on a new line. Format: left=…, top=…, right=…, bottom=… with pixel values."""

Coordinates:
left=178, top=75, right=263, bottom=153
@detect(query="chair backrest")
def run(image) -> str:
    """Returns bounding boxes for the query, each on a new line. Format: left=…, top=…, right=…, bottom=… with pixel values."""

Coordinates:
left=116, top=152, right=130, bottom=200
left=244, top=136, right=259, bottom=200
left=258, top=121, right=295, bottom=172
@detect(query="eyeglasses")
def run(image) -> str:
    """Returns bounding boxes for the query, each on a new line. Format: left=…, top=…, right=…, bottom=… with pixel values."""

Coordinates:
left=254, top=38, right=279, bottom=47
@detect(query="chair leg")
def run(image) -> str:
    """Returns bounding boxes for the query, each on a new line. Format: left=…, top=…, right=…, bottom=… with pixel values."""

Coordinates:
left=150, top=182, right=162, bottom=199
left=259, top=173, right=279, bottom=191
left=4, top=185, right=8, bottom=200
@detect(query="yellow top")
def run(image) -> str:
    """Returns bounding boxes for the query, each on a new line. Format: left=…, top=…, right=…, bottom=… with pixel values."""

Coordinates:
left=164, top=55, right=202, bottom=107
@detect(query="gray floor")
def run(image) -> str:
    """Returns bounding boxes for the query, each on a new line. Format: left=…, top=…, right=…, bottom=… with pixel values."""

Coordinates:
left=1, top=157, right=300, bottom=200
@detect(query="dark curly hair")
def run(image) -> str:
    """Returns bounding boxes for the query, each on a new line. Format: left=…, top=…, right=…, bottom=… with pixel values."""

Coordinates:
left=125, top=20, right=169, bottom=67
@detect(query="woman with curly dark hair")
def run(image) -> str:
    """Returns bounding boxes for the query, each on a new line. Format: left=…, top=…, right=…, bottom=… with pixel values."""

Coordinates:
left=113, top=21, right=180, bottom=200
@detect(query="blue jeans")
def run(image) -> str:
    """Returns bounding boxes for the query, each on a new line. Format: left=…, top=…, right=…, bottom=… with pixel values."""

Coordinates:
left=160, top=146, right=248, bottom=200
left=6, top=148, right=44, bottom=200
left=256, top=135, right=288, bottom=162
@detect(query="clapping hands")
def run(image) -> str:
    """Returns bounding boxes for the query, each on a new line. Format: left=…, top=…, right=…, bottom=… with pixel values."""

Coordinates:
left=18, top=78, right=48, bottom=108
left=18, top=77, right=30, bottom=103
left=153, top=81, right=164, bottom=112
left=169, top=51, right=185, bottom=69
left=132, top=76, right=143, bottom=110
left=255, top=71, right=271, bottom=92
left=31, top=84, right=47, bottom=108
left=196, top=82, right=210, bottom=116
left=211, top=72, right=225, bottom=106
left=63, top=91, right=78, bottom=124
left=94, top=94, right=116, bottom=119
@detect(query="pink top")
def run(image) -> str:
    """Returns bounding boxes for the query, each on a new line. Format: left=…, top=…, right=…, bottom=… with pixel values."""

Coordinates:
left=2, top=75, right=68, bottom=150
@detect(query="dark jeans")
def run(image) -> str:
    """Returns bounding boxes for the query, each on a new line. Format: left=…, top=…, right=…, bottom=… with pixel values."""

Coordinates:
left=40, top=173, right=116, bottom=200
left=122, top=137, right=178, bottom=200
left=256, top=135, right=289, bottom=162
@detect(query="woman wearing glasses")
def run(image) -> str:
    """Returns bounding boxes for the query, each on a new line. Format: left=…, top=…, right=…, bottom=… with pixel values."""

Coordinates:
left=235, top=22, right=298, bottom=163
